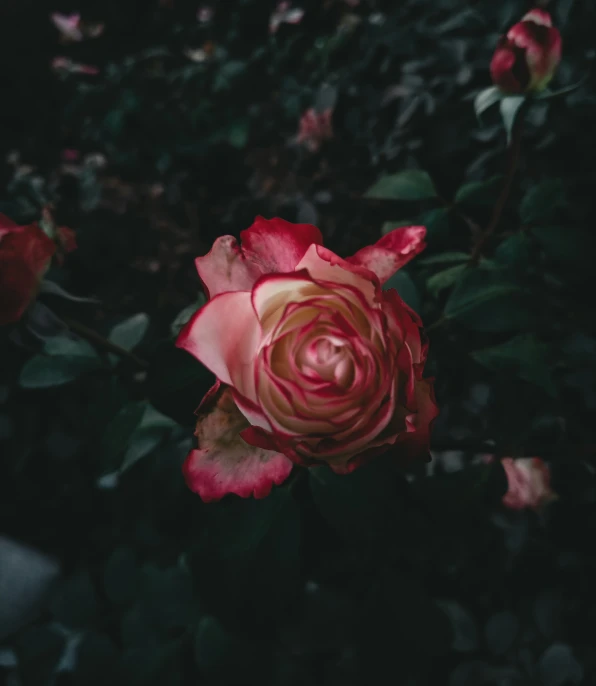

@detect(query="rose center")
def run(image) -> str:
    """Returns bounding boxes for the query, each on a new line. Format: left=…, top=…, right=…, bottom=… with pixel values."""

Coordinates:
left=298, top=335, right=354, bottom=388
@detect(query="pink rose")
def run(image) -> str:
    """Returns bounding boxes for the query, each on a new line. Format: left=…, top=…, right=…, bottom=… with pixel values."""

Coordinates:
left=490, top=9, right=562, bottom=94
left=501, top=457, right=558, bottom=511
left=296, top=108, right=333, bottom=152
left=176, top=216, right=437, bottom=502
left=269, top=2, right=304, bottom=35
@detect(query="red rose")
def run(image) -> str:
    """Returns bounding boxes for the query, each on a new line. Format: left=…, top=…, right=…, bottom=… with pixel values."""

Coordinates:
left=176, top=216, right=437, bottom=502
left=296, top=108, right=333, bottom=152
left=501, top=457, right=558, bottom=511
left=0, top=214, right=76, bottom=325
left=490, top=9, right=562, bottom=94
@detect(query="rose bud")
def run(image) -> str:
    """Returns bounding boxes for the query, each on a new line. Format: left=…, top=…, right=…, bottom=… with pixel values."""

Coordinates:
left=0, top=214, right=76, bottom=325
left=296, top=108, right=333, bottom=152
left=490, top=9, right=562, bottom=94
left=501, top=457, right=558, bottom=511
left=176, top=216, right=437, bottom=502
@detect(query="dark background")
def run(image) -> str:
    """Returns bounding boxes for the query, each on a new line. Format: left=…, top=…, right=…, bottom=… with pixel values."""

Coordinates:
left=1, top=0, right=596, bottom=684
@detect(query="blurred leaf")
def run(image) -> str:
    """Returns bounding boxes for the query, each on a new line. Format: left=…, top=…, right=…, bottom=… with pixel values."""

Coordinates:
left=24, top=301, right=68, bottom=340
left=19, top=336, right=102, bottom=389
left=532, top=226, right=592, bottom=268
left=50, top=569, right=99, bottom=628
left=484, top=611, right=519, bottom=655
left=383, top=269, right=420, bottom=311
left=120, top=404, right=177, bottom=473
left=520, top=180, right=565, bottom=224
left=103, top=547, right=138, bottom=608
left=534, top=589, right=562, bottom=639
left=140, top=563, right=196, bottom=632
left=109, top=313, right=150, bottom=353
left=454, top=175, right=502, bottom=207
left=494, top=233, right=531, bottom=268
left=73, top=632, right=120, bottom=686
left=474, top=86, right=502, bottom=120
left=419, top=252, right=469, bottom=266
left=39, top=280, right=100, bottom=304
left=418, top=207, right=451, bottom=241
left=15, top=625, right=66, bottom=686
left=100, top=401, right=147, bottom=473
left=213, top=60, right=246, bottom=92
left=538, top=644, right=583, bottom=686
left=500, top=96, right=526, bottom=143
left=170, top=298, right=205, bottom=338
left=365, top=170, right=437, bottom=201
left=427, top=264, right=466, bottom=297
left=436, top=600, right=478, bottom=653
left=381, top=220, right=416, bottom=234
left=444, top=267, right=520, bottom=320
left=472, top=334, right=556, bottom=395
left=456, top=294, right=533, bottom=333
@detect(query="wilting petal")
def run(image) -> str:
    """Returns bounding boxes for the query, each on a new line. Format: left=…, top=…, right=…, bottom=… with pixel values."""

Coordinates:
left=240, top=216, right=323, bottom=275
left=347, top=225, right=426, bottom=284
left=176, top=290, right=260, bottom=388
left=182, top=384, right=293, bottom=501
left=195, top=235, right=264, bottom=299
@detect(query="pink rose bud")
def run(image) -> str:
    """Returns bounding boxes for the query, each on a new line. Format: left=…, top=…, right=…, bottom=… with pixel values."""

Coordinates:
left=269, top=2, right=304, bottom=34
left=501, top=457, right=558, bottom=511
left=490, top=9, right=562, bottom=94
left=296, top=108, right=333, bottom=152
left=176, top=217, right=435, bottom=501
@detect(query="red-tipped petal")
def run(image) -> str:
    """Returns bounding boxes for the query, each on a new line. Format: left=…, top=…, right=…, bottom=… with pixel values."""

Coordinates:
left=347, top=225, right=427, bottom=284
left=182, top=385, right=293, bottom=502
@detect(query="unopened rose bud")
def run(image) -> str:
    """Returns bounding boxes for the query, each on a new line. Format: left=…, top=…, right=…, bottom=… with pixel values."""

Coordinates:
left=490, top=9, right=562, bottom=94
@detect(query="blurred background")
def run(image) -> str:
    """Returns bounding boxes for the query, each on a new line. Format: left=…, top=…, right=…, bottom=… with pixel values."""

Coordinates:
left=1, top=1, right=596, bottom=685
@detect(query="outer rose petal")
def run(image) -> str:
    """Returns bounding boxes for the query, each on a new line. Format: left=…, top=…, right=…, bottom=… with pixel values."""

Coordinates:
left=176, top=290, right=261, bottom=390
left=196, top=217, right=323, bottom=298
left=182, top=383, right=293, bottom=502
left=501, top=457, right=558, bottom=512
left=240, top=216, right=323, bottom=274
left=347, top=225, right=427, bottom=284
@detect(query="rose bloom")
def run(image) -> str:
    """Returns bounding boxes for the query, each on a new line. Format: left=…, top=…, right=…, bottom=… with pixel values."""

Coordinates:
left=0, top=214, right=76, bottom=325
left=501, top=457, right=558, bottom=511
left=296, top=108, right=333, bottom=152
left=490, top=9, right=562, bottom=94
left=176, top=216, right=437, bottom=502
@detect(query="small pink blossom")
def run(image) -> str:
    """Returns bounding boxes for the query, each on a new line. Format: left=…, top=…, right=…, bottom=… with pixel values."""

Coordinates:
left=269, top=2, right=304, bottom=34
left=296, top=108, right=333, bottom=152
left=50, top=13, right=104, bottom=42
left=501, top=457, right=558, bottom=512
left=52, top=57, right=100, bottom=75
left=197, top=6, right=213, bottom=23
left=62, top=149, right=80, bottom=162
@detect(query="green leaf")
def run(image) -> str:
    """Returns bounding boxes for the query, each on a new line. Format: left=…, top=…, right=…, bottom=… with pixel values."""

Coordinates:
left=228, top=120, right=249, bottom=149
left=444, top=267, right=520, bottom=320
left=474, top=86, right=502, bottom=120
left=120, top=404, right=177, bottom=473
left=99, top=401, right=147, bottom=473
left=500, top=96, right=526, bottom=144
left=170, top=298, right=205, bottom=338
left=381, top=220, right=415, bottom=235
left=419, top=251, right=469, bottom=266
left=520, top=179, right=565, bottom=224
left=472, top=334, right=556, bottom=395
left=456, top=294, right=533, bottom=333
left=19, top=337, right=102, bottom=389
left=418, top=207, right=451, bottom=241
left=532, top=226, right=593, bottom=269
left=535, top=79, right=586, bottom=101
left=427, top=264, right=466, bottom=298
left=494, top=233, right=532, bottom=268
left=109, top=313, right=149, bottom=352
left=103, top=547, right=138, bottom=608
left=39, top=280, right=100, bottom=304
left=454, top=175, right=502, bottom=206
left=15, top=625, right=66, bottom=686
left=365, top=170, right=437, bottom=201
left=50, top=570, right=99, bottom=628
left=383, top=270, right=420, bottom=311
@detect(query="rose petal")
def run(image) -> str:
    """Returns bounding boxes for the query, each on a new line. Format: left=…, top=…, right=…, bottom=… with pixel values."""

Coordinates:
left=183, top=385, right=293, bottom=502
left=347, top=225, right=427, bottom=284
left=195, top=235, right=264, bottom=299
left=240, top=216, right=323, bottom=274
left=176, top=290, right=261, bottom=390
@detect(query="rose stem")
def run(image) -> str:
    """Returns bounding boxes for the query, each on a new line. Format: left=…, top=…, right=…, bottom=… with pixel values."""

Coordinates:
left=469, top=105, right=526, bottom=264
left=63, top=317, right=149, bottom=369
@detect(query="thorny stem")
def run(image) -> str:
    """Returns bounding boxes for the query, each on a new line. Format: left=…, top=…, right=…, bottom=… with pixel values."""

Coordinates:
left=63, top=317, right=149, bottom=369
left=469, top=108, right=526, bottom=264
